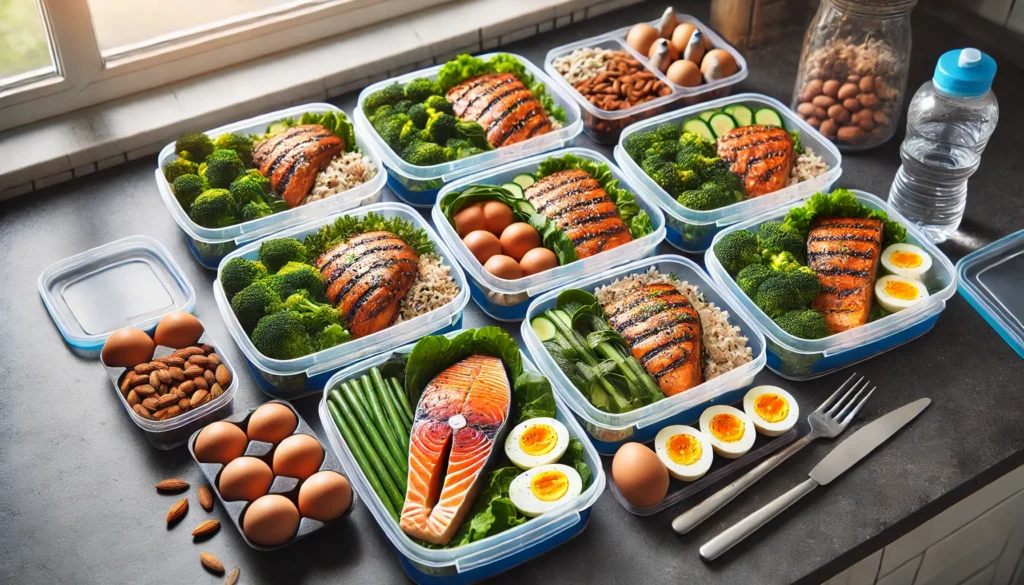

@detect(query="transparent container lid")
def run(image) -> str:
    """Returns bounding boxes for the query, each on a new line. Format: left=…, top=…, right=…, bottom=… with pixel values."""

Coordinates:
left=38, top=235, right=196, bottom=352
left=957, top=228, right=1024, bottom=359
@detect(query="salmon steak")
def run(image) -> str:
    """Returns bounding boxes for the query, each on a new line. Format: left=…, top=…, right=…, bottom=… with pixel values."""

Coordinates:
left=252, top=125, right=344, bottom=207
left=524, top=169, right=633, bottom=258
left=603, top=283, right=703, bottom=396
left=400, top=355, right=512, bottom=545
left=313, top=231, right=419, bottom=338
left=446, top=73, right=553, bottom=148
left=716, top=124, right=794, bottom=197
left=807, top=217, right=884, bottom=334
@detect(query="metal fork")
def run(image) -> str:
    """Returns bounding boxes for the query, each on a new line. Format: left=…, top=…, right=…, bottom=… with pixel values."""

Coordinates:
left=671, top=373, right=875, bottom=535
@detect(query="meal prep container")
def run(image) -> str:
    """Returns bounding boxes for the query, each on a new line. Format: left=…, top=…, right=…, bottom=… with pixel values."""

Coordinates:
left=214, top=202, right=470, bottom=399
left=705, top=189, right=958, bottom=380
left=544, top=14, right=747, bottom=144
left=521, top=254, right=767, bottom=454
left=318, top=333, right=606, bottom=585
left=957, top=228, right=1024, bottom=359
left=155, top=103, right=387, bottom=269
left=432, top=147, right=666, bottom=321
left=354, top=53, right=583, bottom=208
left=189, top=400, right=354, bottom=550
left=614, top=93, right=843, bottom=253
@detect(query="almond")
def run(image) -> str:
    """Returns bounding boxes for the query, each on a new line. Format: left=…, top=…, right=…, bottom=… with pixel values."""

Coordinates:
left=148, top=360, right=168, bottom=370
left=149, top=371, right=161, bottom=388
left=178, top=380, right=195, bottom=394
left=126, top=390, right=139, bottom=407
left=190, top=390, right=209, bottom=408
left=120, top=374, right=132, bottom=394
left=142, top=397, right=160, bottom=411
left=192, top=519, right=220, bottom=538
left=188, top=354, right=211, bottom=368
left=204, top=370, right=216, bottom=386
left=200, top=552, right=224, bottom=574
left=129, top=373, right=150, bottom=387
left=168, top=366, right=185, bottom=381
left=159, top=355, right=186, bottom=368
left=156, top=393, right=179, bottom=408
left=207, top=353, right=221, bottom=367
left=155, top=478, right=189, bottom=492
left=198, top=485, right=214, bottom=511
left=157, top=369, right=172, bottom=385
left=193, top=377, right=209, bottom=391
left=133, top=404, right=155, bottom=420
left=200, top=343, right=215, bottom=354
left=178, top=398, right=192, bottom=411
left=224, top=567, right=240, bottom=585
left=215, top=364, right=231, bottom=387
left=166, top=498, right=188, bottom=523
left=183, top=365, right=204, bottom=378
left=210, top=383, right=223, bottom=399
left=134, top=363, right=156, bottom=375
left=171, top=387, right=187, bottom=400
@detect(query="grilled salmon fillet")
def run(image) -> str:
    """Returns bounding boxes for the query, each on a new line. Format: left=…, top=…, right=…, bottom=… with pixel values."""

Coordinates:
left=401, top=355, right=511, bottom=545
left=604, top=283, right=703, bottom=396
left=716, top=125, right=794, bottom=197
left=253, top=125, right=344, bottom=208
left=807, top=217, right=884, bottom=334
left=446, top=73, right=553, bottom=148
left=313, top=231, right=419, bottom=338
left=523, top=169, right=633, bottom=258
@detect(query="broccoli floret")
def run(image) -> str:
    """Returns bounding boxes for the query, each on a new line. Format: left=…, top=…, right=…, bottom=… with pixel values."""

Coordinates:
left=369, top=104, right=396, bottom=129
left=642, top=141, right=681, bottom=167
left=393, top=100, right=413, bottom=115
left=768, top=251, right=806, bottom=273
left=240, top=201, right=273, bottom=222
left=454, top=121, right=491, bottom=150
left=398, top=120, right=422, bottom=148
left=702, top=159, right=745, bottom=188
left=404, top=78, right=440, bottom=102
left=213, top=133, right=254, bottom=167
left=754, top=270, right=822, bottom=318
left=408, top=103, right=429, bottom=128
left=171, top=173, right=205, bottom=208
left=251, top=311, right=314, bottom=360
left=201, top=149, right=246, bottom=189
left=424, top=111, right=458, bottom=144
left=220, top=257, right=268, bottom=299
left=314, top=323, right=351, bottom=351
left=379, top=113, right=411, bottom=148
left=403, top=140, right=448, bottom=166
left=266, top=261, right=325, bottom=300
left=623, top=130, right=661, bottom=163
left=736, top=263, right=774, bottom=299
left=655, top=124, right=682, bottom=142
left=678, top=131, right=717, bottom=159
left=643, top=160, right=685, bottom=196
left=677, top=151, right=718, bottom=175
left=774, top=309, right=831, bottom=340
left=188, top=189, right=237, bottom=228
left=163, top=158, right=199, bottom=182
left=283, top=292, right=345, bottom=336
left=678, top=181, right=743, bottom=211
left=424, top=94, right=454, bottom=114
left=258, top=238, right=307, bottom=272
left=758, top=221, right=806, bottom=262
left=230, top=280, right=283, bottom=332
left=714, top=230, right=761, bottom=275
left=786, top=267, right=822, bottom=306
left=174, top=132, right=214, bottom=162
left=229, top=176, right=269, bottom=206
left=363, top=83, right=406, bottom=113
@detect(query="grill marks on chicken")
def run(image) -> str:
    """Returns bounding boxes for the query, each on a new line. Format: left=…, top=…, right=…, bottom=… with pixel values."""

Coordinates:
left=446, top=73, right=553, bottom=148
left=253, top=125, right=344, bottom=208
left=807, top=217, right=884, bottom=334
left=716, top=125, right=794, bottom=197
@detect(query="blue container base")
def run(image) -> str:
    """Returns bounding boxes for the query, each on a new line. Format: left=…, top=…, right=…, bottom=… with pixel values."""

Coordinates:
left=664, top=223, right=719, bottom=254
left=387, top=171, right=441, bottom=208
left=467, top=280, right=529, bottom=322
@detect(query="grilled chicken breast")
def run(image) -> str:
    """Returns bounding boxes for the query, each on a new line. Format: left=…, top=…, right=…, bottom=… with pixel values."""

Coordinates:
left=716, top=125, right=794, bottom=197
left=253, top=125, right=344, bottom=208
left=604, top=283, right=703, bottom=396
left=313, top=231, right=419, bottom=338
left=523, top=169, right=633, bottom=258
left=808, top=217, right=884, bottom=334
left=446, top=73, right=553, bottom=148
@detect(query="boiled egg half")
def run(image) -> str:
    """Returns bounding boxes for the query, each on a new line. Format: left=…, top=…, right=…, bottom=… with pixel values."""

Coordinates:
left=881, top=243, right=932, bottom=279
left=505, top=417, right=569, bottom=470
left=654, top=425, right=713, bottom=481
left=743, top=386, right=799, bottom=436
left=699, top=405, right=755, bottom=459
left=874, top=275, right=929, bottom=313
left=509, top=464, right=583, bottom=517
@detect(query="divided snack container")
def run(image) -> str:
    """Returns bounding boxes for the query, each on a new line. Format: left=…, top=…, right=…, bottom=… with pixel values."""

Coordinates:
left=521, top=254, right=767, bottom=454
left=544, top=14, right=747, bottom=144
left=155, top=103, right=387, bottom=269
left=214, top=202, right=470, bottom=399
left=432, top=147, right=666, bottom=321
left=318, top=333, right=606, bottom=585
left=189, top=400, right=354, bottom=550
left=614, top=93, right=842, bottom=253
left=354, top=53, right=583, bottom=208
left=956, top=228, right=1024, bottom=359
left=705, top=190, right=958, bottom=380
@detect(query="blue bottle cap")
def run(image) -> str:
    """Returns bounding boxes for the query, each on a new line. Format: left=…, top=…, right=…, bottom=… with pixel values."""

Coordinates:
left=933, top=48, right=996, bottom=97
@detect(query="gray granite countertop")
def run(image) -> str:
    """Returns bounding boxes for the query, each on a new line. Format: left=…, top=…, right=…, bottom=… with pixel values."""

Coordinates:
left=1, top=2, right=1022, bottom=584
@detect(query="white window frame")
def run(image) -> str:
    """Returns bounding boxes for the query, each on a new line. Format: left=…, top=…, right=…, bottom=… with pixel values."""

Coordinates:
left=0, top=0, right=451, bottom=133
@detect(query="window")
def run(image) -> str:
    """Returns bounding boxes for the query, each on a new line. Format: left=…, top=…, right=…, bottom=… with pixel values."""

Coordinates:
left=0, top=0, right=57, bottom=90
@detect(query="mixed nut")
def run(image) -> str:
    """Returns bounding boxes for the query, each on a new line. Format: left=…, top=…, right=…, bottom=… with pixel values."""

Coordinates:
left=556, top=49, right=672, bottom=112
left=118, top=344, right=231, bottom=422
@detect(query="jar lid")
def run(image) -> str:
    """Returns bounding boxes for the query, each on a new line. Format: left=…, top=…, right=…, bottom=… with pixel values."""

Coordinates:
left=934, top=48, right=996, bottom=97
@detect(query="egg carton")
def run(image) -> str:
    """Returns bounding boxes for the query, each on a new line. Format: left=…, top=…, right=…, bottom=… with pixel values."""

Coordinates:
left=103, top=331, right=237, bottom=450
left=187, top=400, right=355, bottom=551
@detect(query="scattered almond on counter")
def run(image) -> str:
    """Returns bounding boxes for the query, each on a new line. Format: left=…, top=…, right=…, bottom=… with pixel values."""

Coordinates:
left=198, top=485, right=214, bottom=512
left=192, top=520, right=221, bottom=538
left=224, top=568, right=240, bottom=585
left=155, top=478, right=189, bottom=492
left=200, top=552, right=225, bottom=574
left=166, top=498, right=189, bottom=524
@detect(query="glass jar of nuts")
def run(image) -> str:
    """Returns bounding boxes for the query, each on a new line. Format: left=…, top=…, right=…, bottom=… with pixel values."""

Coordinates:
left=792, top=0, right=915, bottom=150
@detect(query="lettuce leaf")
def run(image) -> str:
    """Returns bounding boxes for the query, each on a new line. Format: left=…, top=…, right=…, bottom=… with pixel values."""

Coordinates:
left=444, top=467, right=525, bottom=547
left=404, top=327, right=523, bottom=404
left=558, top=437, right=593, bottom=489
left=302, top=211, right=435, bottom=258
left=513, top=372, right=557, bottom=423
left=435, top=53, right=566, bottom=123
left=783, top=189, right=907, bottom=247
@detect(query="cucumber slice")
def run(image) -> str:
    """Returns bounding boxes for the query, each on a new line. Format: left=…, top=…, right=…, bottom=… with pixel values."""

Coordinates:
left=682, top=118, right=716, bottom=142
left=753, top=107, right=784, bottom=127
left=501, top=182, right=525, bottom=198
left=698, top=109, right=718, bottom=122
left=724, top=104, right=753, bottom=126
left=708, top=113, right=738, bottom=138
left=512, top=173, right=535, bottom=189
left=530, top=316, right=557, bottom=342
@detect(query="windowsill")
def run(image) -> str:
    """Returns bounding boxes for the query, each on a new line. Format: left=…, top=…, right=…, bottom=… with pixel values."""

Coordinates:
left=0, top=0, right=641, bottom=199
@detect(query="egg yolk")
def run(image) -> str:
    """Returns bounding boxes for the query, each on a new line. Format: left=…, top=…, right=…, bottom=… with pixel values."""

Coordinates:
left=890, top=251, right=922, bottom=269
left=709, top=414, right=745, bottom=443
left=884, top=280, right=919, bottom=300
left=519, top=424, right=557, bottom=456
left=754, top=393, right=790, bottom=423
left=666, top=434, right=703, bottom=466
left=530, top=470, right=569, bottom=502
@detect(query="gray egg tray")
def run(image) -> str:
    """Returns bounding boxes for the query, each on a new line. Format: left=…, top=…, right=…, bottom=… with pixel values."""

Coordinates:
left=187, top=399, right=355, bottom=551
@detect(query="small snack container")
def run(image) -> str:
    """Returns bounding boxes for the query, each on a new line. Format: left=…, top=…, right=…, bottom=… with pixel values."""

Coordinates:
left=615, top=93, right=842, bottom=253
left=957, top=228, right=1024, bottom=359
left=155, top=103, right=387, bottom=269
left=318, top=334, right=605, bottom=585
left=544, top=14, right=747, bottom=144
left=521, top=255, right=767, bottom=454
left=354, top=53, right=582, bottom=208
left=432, top=147, right=665, bottom=321
left=214, top=202, right=470, bottom=399
left=705, top=189, right=957, bottom=380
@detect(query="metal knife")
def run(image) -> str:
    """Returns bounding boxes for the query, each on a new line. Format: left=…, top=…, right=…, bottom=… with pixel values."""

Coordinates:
left=699, top=397, right=931, bottom=562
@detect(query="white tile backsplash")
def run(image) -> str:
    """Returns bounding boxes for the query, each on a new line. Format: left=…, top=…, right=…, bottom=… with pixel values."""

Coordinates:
left=880, top=520, right=934, bottom=577
left=850, top=550, right=884, bottom=585
left=961, top=563, right=997, bottom=585
left=876, top=557, right=921, bottom=585
left=929, top=465, right=1024, bottom=548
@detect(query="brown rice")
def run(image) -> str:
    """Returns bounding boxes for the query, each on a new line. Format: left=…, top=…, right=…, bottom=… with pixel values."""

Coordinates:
left=789, top=146, right=829, bottom=186
left=305, top=151, right=377, bottom=204
left=395, top=254, right=460, bottom=323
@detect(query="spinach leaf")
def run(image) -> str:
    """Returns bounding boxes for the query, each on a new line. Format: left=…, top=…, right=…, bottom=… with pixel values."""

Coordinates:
left=513, top=372, right=557, bottom=423
left=558, top=437, right=593, bottom=489
left=404, top=327, right=523, bottom=403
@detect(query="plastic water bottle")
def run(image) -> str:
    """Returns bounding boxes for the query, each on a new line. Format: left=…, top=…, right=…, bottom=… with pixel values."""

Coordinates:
left=889, top=48, right=998, bottom=243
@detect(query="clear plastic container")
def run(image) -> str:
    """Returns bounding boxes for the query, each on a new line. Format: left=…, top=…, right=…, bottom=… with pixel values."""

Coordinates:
left=155, top=103, right=387, bottom=269
left=956, top=228, right=1024, bottom=359
left=432, top=147, right=666, bottom=321
left=317, top=333, right=605, bottom=585
left=521, top=254, right=767, bottom=454
left=705, top=189, right=957, bottom=380
left=213, top=202, right=470, bottom=399
left=614, top=93, right=842, bottom=253
left=354, top=53, right=583, bottom=208
left=544, top=14, right=747, bottom=144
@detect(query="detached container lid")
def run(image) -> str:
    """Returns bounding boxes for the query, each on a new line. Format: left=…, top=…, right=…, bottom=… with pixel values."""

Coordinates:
left=38, top=235, right=196, bottom=352
left=957, top=228, right=1024, bottom=359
